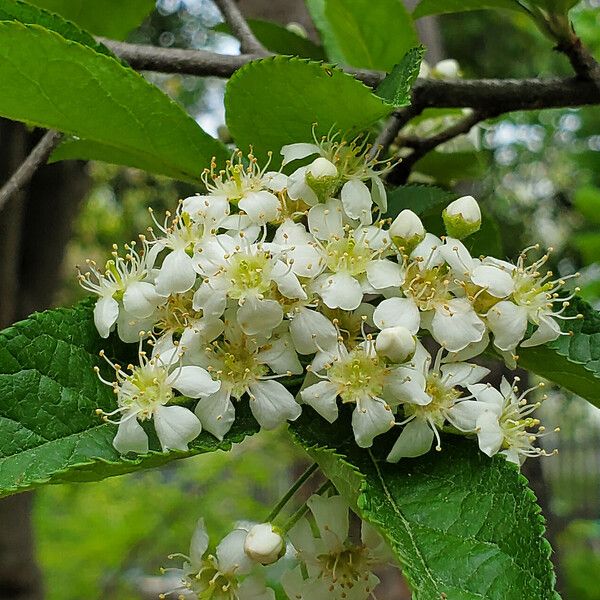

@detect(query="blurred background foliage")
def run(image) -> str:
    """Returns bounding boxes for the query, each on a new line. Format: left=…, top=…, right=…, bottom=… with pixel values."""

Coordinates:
left=37, top=1, right=600, bottom=598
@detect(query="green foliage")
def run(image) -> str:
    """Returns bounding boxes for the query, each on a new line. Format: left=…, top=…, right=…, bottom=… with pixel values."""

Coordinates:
left=375, top=46, right=424, bottom=107
left=573, top=185, right=600, bottom=224
left=306, top=0, right=418, bottom=71
left=385, top=183, right=456, bottom=218
left=414, top=150, right=489, bottom=185
left=29, top=0, right=154, bottom=39
left=519, top=296, right=600, bottom=408
left=225, top=56, right=393, bottom=164
left=214, top=19, right=325, bottom=60
left=0, top=300, right=258, bottom=497
left=0, top=0, right=113, bottom=56
left=413, top=0, right=523, bottom=19
left=291, top=409, right=559, bottom=600
left=0, top=21, right=227, bottom=180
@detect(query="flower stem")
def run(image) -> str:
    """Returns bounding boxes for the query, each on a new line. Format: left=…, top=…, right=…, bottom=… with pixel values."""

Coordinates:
left=267, top=463, right=319, bottom=523
left=281, top=480, right=334, bottom=533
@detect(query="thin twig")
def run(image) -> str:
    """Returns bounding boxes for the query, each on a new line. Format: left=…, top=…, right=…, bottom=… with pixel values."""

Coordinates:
left=369, top=105, right=424, bottom=161
left=99, top=39, right=600, bottom=112
left=0, top=130, right=63, bottom=213
left=213, top=0, right=269, bottom=56
left=387, top=110, right=489, bottom=186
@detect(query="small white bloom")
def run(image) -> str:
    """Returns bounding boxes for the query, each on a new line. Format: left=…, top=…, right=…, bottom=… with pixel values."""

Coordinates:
left=442, top=195, right=482, bottom=239
left=244, top=523, right=284, bottom=565
left=375, top=326, right=416, bottom=363
left=389, top=209, right=425, bottom=252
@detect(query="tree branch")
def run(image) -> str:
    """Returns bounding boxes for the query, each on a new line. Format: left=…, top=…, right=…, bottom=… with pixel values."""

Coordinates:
left=100, top=39, right=600, bottom=112
left=368, top=105, right=424, bottom=161
left=387, top=110, right=488, bottom=186
left=0, top=130, right=63, bottom=213
left=213, top=0, right=269, bottom=56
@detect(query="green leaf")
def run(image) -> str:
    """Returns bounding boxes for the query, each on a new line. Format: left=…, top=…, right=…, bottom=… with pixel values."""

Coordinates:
left=0, top=22, right=228, bottom=180
left=0, top=300, right=259, bottom=498
left=572, top=232, right=600, bottom=265
left=214, top=19, right=325, bottom=60
left=414, top=150, right=489, bottom=185
left=291, top=411, right=559, bottom=600
left=0, top=0, right=113, bottom=56
left=306, top=0, right=418, bottom=71
left=225, top=56, right=393, bottom=164
left=375, top=46, right=424, bottom=107
left=29, top=0, right=154, bottom=40
left=413, top=0, right=523, bottom=18
left=385, top=183, right=456, bottom=218
left=519, top=296, right=600, bottom=408
left=573, top=185, right=600, bottom=225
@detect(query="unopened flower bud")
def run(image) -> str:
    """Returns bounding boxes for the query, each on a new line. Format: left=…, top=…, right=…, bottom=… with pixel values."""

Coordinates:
left=305, top=157, right=338, bottom=202
left=443, top=196, right=481, bottom=239
left=375, top=326, right=416, bottom=363
left=389, top=209, right=425, bottom=252
left=433, top=59, right=460, bottom=79
left=244, top=523, right=284, bottom=565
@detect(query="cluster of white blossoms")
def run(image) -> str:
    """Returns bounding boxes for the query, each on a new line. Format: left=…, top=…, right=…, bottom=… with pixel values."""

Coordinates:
left=82, top=133, right=578, bottom=465
left=161, top=493, right=390, bottom=600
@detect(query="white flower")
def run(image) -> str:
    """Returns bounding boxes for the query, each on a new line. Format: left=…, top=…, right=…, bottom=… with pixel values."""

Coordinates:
left=164, top=519, right=275, bottom=600
left=194, top=318, right=302, bottom=437
left=96, top=341, right=219, bottom=454
left=243, top=523, right=284, bottom=565
left=78, top=240, right=165, bottom=341
left=468, top=377, right=555, bottom=464
left=484, top=246, right=580, bottom=353
left=442, top=195, right=481, bottom=239
left=283, top=494, right=386, bottom=600
left=287, top=157, right=338, bottom=206
left=432, top=59, right=460, bottom=79
left=301, top=341, right=409, bottom=447
left=387, top=343, right=490, bottom=461
left=272, top=219, right=325, bottom=279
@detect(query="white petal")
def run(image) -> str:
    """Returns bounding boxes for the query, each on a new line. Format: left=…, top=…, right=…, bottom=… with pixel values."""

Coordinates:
left=471, top=265, right=515, bottom=298
left=287, top=167, right=317, bottom=205
left=440, top=362, right=489, bottom=388
left=352, top=396, right=395, bottom=448
left=192, top=282, right=227, bottom=318
left=257, top=334, right=303, bottom=374
left=239, top=190, right=280, bottom=225
left=431, top=298, right=485, bottom=352
left=300, top=380, right=339, bottom=423
left=521, top=314, right=561, bottom=347
left=373, top=297, right=420, bottom=334
left=153, top=405, right=202, bottom=451
left=439, top=237, right=474, bottom=277
left=238, top=576, right=276, bottom=600
left=263, top=170, right=288, bottom=192
left=366, top=259, right=403, bottom=290
left=442, top=331, right=490, bottom=363
left=115, top=310, right=154, bottom=343
left=189, top=518, right=209, bottom=569
left=94, top=295, right=119, bottom=338
left=168, top=365, right=221, bottom=398
left=341, top=179, right=372, bottom=224
left=385, top=367, right=431, bottom=405
left=289, top=307, right=337, bottom=355
left=155, top=249, right=196, bottom=295
left=486, top=300, right=528, bottom=351
left=410, top=233, right=444, bottom=270
left=307, top=199, right=344, bottom=240
left=307, top=494, right=349, bottom=550
left=123, top=281, right=164, bottom=318
left=248, top=380, right=302, bottom=429
left=237, top=296, right=283, bottom=335
left=386, top=419, right=434, bottom=462
left=195, top=388, right=236, bottom=440
left=371, top=174, right=387, bottom=212
left=182, top=194, right=229, bottom=226
left=272, top=260, right=307, bottom=299
left=280, top=142, right=320, bottom=165
left=216, top=529, right=253, bottom=576
left=467, top=383, right=504, bottom=413
left=316, top=272, right=363, bottom=310
left=447, top=400, right=488, bottom=431
left=475, top=411, right=504, bottom=457
left=113, top=415, right=148, bottom=454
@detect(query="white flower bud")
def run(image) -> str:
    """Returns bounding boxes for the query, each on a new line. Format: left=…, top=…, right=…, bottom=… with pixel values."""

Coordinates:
left=389, top=209, right=425, bottom=252
left=305, top=157, right=339, bottom=203
left=244, top=523, right=284, bottom=565
left=307, top=157, right=338, bottom=178
left=433, top=59, right=460, bottom=79
left=375, top=326, right=416, bottom=363
left=443, top=195, right=482, bottom=239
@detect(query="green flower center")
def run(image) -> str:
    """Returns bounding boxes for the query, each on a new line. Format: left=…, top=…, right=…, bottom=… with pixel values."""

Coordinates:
left=329, top=350, right=385, bottom=404
left=227, top=252, right=273, bottom=299
left=402, top=264, right=451, bottom=312
left=405, top=373, right=460, bottom=428
left=325, top=237, right=373, bottom=276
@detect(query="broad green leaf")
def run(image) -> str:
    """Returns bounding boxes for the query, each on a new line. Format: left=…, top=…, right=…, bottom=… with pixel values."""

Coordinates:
left=519, top=296, right=600, bottom=407
left=375, top=46, right=424, bottom=107
left=573, top=185, right=600, bottom=225
left=0, top=22, right=228, bottom=180
left=215, top=19, right=325, bottom=60
left=0, top=0, right=112, bottom=56
left=414, top=150, right=488, bottom=185
left=385, top=183, right=456, bottom=218
left=0, top=300, right=259, bottom=497
left=291, top=411, right=559, bottom=600
left=413, top=0, right=523, bottom=18
left=29, top=0, right=154, bottom=40
left=225, top=56, right=393, bottom=164
left=306, top=0, right=418, bottom=71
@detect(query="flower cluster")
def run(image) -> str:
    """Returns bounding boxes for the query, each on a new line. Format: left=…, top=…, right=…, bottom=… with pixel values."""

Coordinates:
left=161, top=493, right=390, bottom=600
left=83, top=134, right=576, bottom=465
